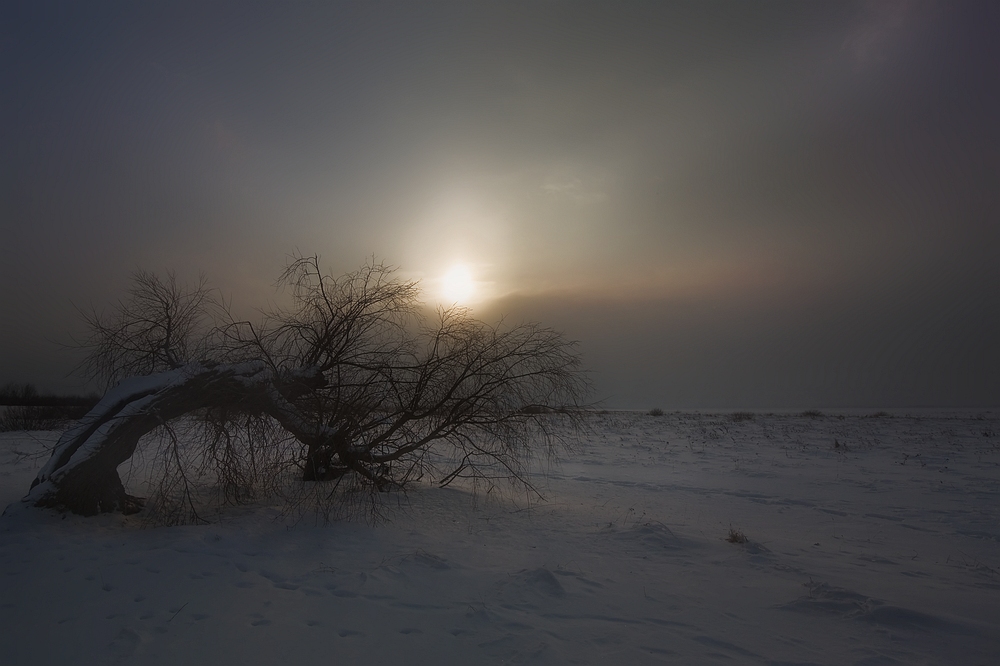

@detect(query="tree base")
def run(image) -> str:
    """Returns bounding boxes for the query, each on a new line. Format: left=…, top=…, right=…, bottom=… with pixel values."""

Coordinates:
left=34, top=471, right=145, bottom=517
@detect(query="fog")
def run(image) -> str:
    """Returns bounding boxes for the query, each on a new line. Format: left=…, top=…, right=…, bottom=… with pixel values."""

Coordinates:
left=3, top=1, right=997, bottom=406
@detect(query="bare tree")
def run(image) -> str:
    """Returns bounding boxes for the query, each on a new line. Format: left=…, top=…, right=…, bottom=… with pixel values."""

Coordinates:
left=78, top=269, right=215, bottom=387
left=24, top=256, right=588, bottom=521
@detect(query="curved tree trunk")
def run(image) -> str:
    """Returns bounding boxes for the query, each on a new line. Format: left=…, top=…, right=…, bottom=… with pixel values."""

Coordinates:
left=24, top=361, right=324, bottom=516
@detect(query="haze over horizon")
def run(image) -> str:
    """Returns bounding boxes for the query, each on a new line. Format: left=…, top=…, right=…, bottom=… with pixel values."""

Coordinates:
left=3, top=1, right=998, bottom=408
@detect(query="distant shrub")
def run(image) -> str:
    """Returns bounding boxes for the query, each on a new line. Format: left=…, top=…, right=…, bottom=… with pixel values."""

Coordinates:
left=800, top=410, right=823, bottom=418
left=0, top=382, right=38, bottom=404
left=648, top=408, right=664, bottom=416
left=518, top=405, right=556, bottom=415
left=730, top=412, right=755, bottom=422
left=726, top=527, right=748, bottom=544
left=866, top=411, right=890, bottom=418
left=0, top=383, right=100, bottom=408
left=0, top=405, right=89, bottom=432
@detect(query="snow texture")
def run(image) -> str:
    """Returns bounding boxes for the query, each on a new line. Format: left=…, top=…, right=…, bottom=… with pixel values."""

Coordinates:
left=2, top=410, right=999, bottom=664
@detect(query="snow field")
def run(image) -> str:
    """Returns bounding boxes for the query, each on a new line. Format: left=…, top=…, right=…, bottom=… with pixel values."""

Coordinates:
left=2, top=411, right=998, bottom=664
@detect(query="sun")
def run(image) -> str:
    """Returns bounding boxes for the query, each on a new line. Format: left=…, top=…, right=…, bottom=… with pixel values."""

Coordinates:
left=440, top=265, right=476, bottom=304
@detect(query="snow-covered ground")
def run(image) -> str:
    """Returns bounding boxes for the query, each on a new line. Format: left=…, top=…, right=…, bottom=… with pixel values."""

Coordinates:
left=2, top=411, right=999, bottom=665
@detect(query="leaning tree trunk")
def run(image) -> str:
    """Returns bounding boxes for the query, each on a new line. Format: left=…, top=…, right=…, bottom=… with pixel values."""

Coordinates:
left=23, top=361, right=325, bottom=516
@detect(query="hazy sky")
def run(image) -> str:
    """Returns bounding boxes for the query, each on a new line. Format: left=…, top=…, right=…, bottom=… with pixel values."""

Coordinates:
left=3, top=1, right=998, bottom=407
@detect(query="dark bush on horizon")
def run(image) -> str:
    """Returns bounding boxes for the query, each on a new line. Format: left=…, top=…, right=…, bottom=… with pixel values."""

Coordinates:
left=0, top=405, right=94, bottom=432
left=0, top=383, right=100, bottom=408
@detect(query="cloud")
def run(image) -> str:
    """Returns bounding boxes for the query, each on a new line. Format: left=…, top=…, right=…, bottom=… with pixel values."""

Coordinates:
left=542, top=173, right=608, bottom=205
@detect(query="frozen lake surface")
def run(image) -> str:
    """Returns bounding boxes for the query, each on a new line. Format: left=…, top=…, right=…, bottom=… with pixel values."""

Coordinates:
left=2, top=411, right=999, bottom=664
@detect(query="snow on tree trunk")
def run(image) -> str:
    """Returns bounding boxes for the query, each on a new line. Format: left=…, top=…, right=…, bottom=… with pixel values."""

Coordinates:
left=24, top=361, right=323, bottom=516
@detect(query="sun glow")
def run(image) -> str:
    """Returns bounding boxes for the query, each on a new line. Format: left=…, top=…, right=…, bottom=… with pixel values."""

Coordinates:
left=439, top=265, right=476, bottom=304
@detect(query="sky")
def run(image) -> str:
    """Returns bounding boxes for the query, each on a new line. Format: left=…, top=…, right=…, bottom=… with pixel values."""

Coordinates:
left=2, top=1, right=998, bottom=408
